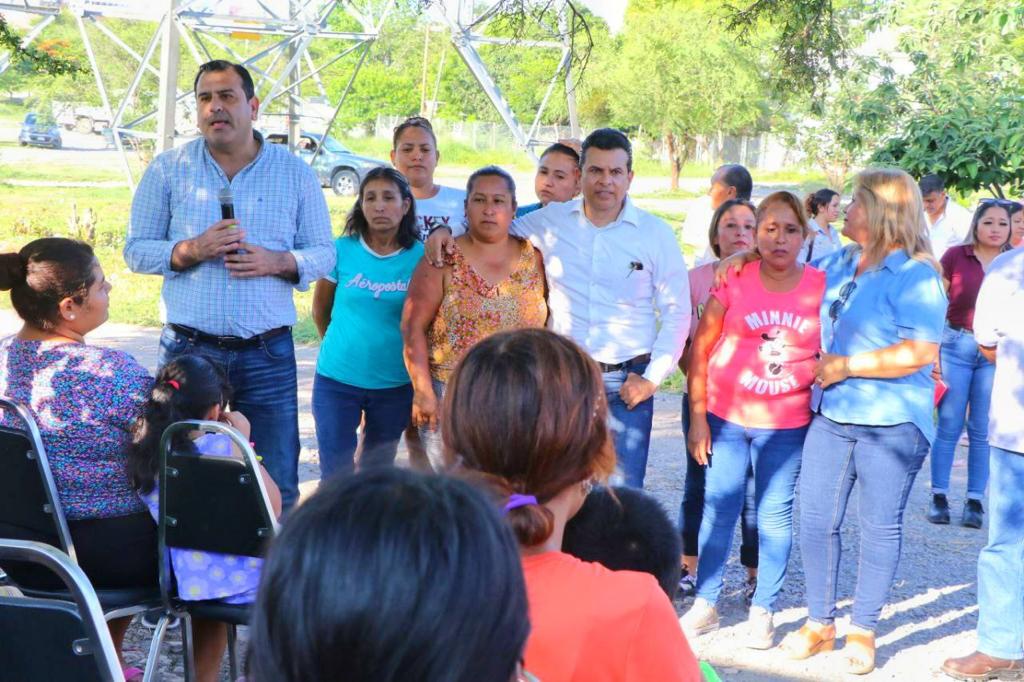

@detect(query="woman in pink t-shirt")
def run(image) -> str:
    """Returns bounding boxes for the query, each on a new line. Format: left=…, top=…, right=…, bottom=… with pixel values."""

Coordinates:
left=680, top=191, right=825, bottom=650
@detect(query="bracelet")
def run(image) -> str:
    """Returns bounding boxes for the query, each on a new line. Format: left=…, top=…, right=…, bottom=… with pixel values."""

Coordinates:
left=426, top=224, right=452, bottom=237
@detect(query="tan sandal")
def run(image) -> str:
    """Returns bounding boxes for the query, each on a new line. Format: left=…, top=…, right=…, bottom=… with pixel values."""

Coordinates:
left=780, top=622, right=836, bottom=660
left=844, top=631, right=876, bottom=675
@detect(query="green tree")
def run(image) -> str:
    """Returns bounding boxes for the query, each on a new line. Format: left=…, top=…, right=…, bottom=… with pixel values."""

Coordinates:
left=872, top=90, right=1024, bottom=198
left=603, top=0, right=768, bottom=189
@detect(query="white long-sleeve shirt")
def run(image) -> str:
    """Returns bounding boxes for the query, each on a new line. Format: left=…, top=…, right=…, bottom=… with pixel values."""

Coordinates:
left=513, top=197, right=690, bottom=385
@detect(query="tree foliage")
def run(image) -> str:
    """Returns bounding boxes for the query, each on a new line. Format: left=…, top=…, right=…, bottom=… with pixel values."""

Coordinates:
left=0, top=13, right=84, bottom=76
left=601, top=0, right=768, bottom=189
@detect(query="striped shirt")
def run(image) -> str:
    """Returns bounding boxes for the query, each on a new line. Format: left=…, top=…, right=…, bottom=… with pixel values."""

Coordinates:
left=125, top=132, right=334, bottom=337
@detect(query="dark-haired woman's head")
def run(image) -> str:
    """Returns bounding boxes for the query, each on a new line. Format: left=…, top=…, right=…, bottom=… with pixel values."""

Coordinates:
left=0, top=238, right=108, bottom=336
left=249, top=466, right=530, bottom=682
left=534, top=143, right=581, bottom=206
left=465, top=166, right=518, bottom=242
left=391, top=116, right=438, bottom=190
left=345, top=167, right=418, bottom=250
left=708, top=199, right=756, bottom=258
left=968, top=200, right=1012, bottom=251
left=804, top=188, right=840, bottom=223
left=443, top=328, right=616, bottom=548
left=128, top=354, right=231, bottom=493
left=755, top=191, right=808, bottom=271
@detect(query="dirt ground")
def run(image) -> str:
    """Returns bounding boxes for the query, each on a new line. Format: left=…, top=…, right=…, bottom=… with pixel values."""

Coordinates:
left=0, top=308, right=985, bottom=681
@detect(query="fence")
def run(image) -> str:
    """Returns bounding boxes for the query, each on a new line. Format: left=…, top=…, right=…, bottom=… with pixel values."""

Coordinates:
left=374, top=114, right=804, bottom=170
left=374, top=114, right=575, bottom=150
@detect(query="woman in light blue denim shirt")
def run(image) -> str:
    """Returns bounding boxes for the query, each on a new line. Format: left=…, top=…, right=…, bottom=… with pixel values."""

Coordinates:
left=779, top=169, right=948, bottom=674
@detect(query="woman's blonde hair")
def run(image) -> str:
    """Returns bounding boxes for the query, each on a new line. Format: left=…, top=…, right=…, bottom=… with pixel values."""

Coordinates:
left=853, top=168, right=940, bottom=272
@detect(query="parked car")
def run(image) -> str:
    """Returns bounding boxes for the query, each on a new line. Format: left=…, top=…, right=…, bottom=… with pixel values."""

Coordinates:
left=18, top=113, right=62, bottom=149
left=265, top=131, right=387, bottom=196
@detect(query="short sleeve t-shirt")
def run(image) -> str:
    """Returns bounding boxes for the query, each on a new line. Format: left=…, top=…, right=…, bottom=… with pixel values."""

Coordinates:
left=707, top=261, right=825, bottom=429
left=940, top=244, right=986, bottom=330
left=521, top=552, right=701, bottom=682
left=317, top=235, right=424, bottom=389
left=414, top=185, right=467, bottom=241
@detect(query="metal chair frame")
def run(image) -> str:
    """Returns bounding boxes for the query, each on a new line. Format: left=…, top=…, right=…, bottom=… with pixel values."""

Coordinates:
left=0, top=538, right=125, bottom=682
left=154, top=419, right=279, bottom=682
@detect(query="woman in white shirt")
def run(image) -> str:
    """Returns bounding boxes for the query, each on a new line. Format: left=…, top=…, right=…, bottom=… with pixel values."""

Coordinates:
left=800, top=189, right=842, bottom=263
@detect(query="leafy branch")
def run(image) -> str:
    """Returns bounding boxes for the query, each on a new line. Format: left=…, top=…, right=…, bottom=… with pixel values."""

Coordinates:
left=0, top=13, right=84, bottom=76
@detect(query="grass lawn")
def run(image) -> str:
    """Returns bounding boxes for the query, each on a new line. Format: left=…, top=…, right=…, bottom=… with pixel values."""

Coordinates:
left=1, top=180, right=695, bottom=394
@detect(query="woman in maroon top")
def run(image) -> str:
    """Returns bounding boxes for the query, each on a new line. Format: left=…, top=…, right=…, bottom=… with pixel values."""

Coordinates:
left=928, top=200, right=1013, bottom=528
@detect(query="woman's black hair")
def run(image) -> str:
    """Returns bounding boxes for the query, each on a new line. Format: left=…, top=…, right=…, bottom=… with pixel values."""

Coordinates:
left=540, top=142, right=580, bottom=165
left=248, top=467, right=529, bottom=682
left=708, top=198, right=757, bottom=257
left=128, top=355, right=232, bottom=494
left=344, top=167, right=419, bottom=250
left=804, top=188, right=840, bottom=219
left=0, top=238, right=96, bottom=331
left=465, top=165, right=518, bottom=205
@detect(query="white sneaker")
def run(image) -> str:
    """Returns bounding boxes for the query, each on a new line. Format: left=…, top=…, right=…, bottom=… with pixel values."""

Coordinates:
left=679, top=597, right=720, bottom=639
left=746, top=606, right=775, bottom=649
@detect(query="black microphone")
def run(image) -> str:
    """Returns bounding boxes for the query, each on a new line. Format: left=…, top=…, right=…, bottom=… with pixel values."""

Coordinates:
left=218, top=186, right=245, bottom=255
left=218, top=186, right=234, bottom=221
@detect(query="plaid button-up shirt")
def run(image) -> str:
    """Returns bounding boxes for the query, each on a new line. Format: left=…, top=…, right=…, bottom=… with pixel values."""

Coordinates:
left=125, top=132, right=334, bottom=337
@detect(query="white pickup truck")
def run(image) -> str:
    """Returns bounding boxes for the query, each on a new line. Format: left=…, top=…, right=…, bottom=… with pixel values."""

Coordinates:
left=52, top=102, right=111, bottom=134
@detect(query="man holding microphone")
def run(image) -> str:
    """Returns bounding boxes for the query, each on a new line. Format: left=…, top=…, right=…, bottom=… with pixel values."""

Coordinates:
left=125, top=60, right=334, bottom=510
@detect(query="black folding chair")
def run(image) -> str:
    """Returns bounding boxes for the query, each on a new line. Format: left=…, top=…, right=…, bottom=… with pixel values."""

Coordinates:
left=0, top=397, right=162, bottom=669
left=0, top=538, right=125, bottom=682
left=155, top=420, right=279, bottom=682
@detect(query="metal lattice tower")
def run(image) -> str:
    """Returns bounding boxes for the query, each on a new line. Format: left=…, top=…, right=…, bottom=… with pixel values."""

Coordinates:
left=1, top=0, right=583, bottom=187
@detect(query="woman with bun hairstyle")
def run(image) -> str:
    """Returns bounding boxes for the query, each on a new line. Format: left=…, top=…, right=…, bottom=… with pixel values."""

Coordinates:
left=800, top=188, right=842, bottom=263
left=443, top=328, right=700, bottom=682
left=0, top=238, right=154, bottom=680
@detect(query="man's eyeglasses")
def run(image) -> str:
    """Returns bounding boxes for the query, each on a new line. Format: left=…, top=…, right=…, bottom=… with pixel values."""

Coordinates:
left=828, top=280, right=857, bottom=325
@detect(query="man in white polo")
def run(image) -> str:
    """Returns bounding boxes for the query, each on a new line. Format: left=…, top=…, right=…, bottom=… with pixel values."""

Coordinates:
left=919, top=174, right=971, bottom=259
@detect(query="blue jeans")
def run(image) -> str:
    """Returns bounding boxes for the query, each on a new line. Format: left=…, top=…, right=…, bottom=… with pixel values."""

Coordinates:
left=694, top=413, right=806, bottom=610
left=799, top=415, right=928, bottom=630
left=417, top=378, right=447, bottom=472
left=603, top=359, right=654, bottom=488
left=679, top=395, right=759, bottom=567
left=930, top=326, right=994, bottom=500
left=977, top=446, right=1024, bottom=659
left=311, top=373, right=412, bottom=480
left=158, top=326, right=301, bottom=510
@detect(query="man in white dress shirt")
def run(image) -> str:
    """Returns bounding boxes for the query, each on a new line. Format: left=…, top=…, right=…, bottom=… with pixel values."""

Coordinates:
left=684, top=164, right=753, bottom=265
left=920, top=174, right=971, bottom=259
left=428, top=129, right=690, bottom=487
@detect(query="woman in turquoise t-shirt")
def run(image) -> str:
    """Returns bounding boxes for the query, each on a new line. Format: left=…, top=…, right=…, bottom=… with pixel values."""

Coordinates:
left=311, top=168, right=424, bottom=479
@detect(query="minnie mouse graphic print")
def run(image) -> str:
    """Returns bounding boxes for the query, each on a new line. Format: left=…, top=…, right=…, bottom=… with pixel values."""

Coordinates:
left=706, top=261, right=825, bottom=428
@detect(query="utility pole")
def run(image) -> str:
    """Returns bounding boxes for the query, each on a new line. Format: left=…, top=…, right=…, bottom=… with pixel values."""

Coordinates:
left=419, top=24, right=430, bottom=116
left=156, top=0, right=180, bottom=153
left=287, top=0, right=300, bottom=151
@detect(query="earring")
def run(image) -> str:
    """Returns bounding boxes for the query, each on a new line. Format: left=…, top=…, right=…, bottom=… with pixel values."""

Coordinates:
left=581, top=479, right=594, bottom=496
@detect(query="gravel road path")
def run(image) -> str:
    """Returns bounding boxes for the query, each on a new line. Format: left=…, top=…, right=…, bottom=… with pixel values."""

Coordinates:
left=0, top=310, right=983, bottom=681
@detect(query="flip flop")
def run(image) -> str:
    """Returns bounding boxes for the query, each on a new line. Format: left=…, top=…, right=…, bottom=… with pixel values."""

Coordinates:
left=123, top=666, right=144, bottom=681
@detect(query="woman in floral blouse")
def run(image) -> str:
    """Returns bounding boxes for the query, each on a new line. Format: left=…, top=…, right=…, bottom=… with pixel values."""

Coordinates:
left=402, top=166, right=548, bottom=470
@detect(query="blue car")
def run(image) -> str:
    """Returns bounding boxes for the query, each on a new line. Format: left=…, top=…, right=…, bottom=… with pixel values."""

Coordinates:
left=19, top=113, right=63, bottom=150
left=266, top=132, right=387, bottom=196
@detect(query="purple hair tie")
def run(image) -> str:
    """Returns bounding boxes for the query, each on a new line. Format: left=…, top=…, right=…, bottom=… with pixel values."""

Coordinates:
left=503, top=494, right=538, bottom=514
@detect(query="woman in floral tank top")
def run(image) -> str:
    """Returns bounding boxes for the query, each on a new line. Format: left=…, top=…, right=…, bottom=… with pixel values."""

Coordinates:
left=403, top=166, right=548, bottom=470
